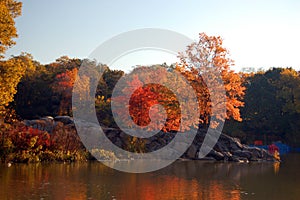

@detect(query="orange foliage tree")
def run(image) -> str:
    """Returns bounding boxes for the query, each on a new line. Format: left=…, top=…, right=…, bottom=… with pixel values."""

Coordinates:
left=112, top=66, right=199, bottom=132
left=113, top=33, right=245, bottom=132
left=52, top=68, right=78, bottom=115
left=126, top=76, right=181, bottom=132
left=178, top=33, right=245, bottom=127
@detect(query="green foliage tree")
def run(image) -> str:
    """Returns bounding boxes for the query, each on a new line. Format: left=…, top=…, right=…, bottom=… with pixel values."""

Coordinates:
left=14, top=61, right=56, bottom=118
left=224, top=68, right=300, bottom=146
left=275, top=68, right=300, bottom=146
left=96, top=67, right=124, bottom=99
left=14, top=56, right=84, bottom=118
left=95, top=67, right=123, bottom=127
left=244, top=69, right=284, bottom=141
left=275, top=68, right=300, bottom=114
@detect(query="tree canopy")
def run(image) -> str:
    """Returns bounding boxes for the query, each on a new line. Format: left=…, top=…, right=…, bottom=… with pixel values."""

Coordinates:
left=0, top=53, right=33, bottom=116
left=224, top=67, right=300, bottom=146
left=112, top=33, right=245, bottom=132
left=178, top=33, right=245, bottom=127
left=0, top=0, right=22, bottom=57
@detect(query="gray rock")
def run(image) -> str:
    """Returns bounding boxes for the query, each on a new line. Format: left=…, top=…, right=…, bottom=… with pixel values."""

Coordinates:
left=185, top=144, right=198, bottom=159
left=231, top=155, right=248, bottom=162
left=24, top=116, right=55, bottom=133
left=207, top=149, right=224, bottom=161
left=54, top=116, right=73, bottom=125
left=22, top=116, right=277, bottom=162
left=232, top=150, right=252, bottom=160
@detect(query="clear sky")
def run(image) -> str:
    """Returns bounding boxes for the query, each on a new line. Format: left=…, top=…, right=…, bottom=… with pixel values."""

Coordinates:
left=5, top=0, right=300, bottom=72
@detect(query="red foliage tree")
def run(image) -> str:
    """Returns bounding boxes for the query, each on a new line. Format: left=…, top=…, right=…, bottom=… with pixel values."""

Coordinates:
left=52, top=68, right=78, bottom=115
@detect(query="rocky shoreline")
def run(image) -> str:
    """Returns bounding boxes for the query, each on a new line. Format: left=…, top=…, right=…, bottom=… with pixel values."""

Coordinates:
left=24, top=116, right=278, bottom=162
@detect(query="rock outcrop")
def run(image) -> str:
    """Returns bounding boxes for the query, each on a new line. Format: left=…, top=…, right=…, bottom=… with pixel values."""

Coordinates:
left=183, top=131, right=276, bottom=162
left=24, top=116, right=278, bottom=162
left=24, top=116, right=73, bottom=133
left=24, top=116, right=56, bottom=133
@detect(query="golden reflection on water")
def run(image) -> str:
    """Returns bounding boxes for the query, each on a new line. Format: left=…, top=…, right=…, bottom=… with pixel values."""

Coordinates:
left=0, top=160, right=283, bottom=200
left=273, top=162, right=280, bottom=174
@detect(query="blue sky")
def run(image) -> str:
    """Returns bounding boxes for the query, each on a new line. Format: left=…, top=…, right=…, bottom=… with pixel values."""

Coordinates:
left=5, top=0, right=300, bottom=71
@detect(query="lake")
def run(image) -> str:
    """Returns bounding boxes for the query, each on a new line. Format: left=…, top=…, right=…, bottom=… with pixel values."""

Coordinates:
left=1, top=153, right=300, bottom=200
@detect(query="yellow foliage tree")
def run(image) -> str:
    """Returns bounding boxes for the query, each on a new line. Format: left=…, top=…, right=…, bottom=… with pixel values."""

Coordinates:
left=0, top=0, right=22, bottom=57
left=0, top=54, right=34, bottom=116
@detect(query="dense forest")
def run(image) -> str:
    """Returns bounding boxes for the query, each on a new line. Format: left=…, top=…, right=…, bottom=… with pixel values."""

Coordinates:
left=0, top=0, right=299, bottom=163
left=1, top=54, right=299, bottom=145
left=224, top=68, right=300, bottom=146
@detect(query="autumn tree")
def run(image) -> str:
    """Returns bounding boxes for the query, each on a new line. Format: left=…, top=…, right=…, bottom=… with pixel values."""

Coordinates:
left=112, top=66, right=199, bottom=132
left=112, top=34, right=245, bottom=132
left=0, top=0, right=23, bottom=120
left=178, top=33, right=245, bottom=127
left=113, top=74, right=170, bottom=131
left=14, top=58, right=118, bottom=119
left=0, top=53, right=34, bottom=118
left=52, top=68, right=78, bottom=116
left=0, top=0, right=22, bottom=57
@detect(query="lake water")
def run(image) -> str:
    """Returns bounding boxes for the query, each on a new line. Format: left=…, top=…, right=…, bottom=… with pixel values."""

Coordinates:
left=1, top=154, right=300, bottom=200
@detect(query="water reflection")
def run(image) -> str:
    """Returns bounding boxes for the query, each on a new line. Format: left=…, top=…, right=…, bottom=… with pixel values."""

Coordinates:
left=273, top=162, right=280, bottom=174
left=1, top=157, right=297, bottom=200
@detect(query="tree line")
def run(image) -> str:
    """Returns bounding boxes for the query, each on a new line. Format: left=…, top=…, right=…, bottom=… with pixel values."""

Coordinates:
left=224, top=68, right=300, bottom=146
left=0, top=1, right=299, bottom=163
left=1, top=53, right=299, bottom=146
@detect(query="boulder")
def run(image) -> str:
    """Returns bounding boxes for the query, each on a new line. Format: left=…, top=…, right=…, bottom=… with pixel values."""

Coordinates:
left=207, top=149, right=224, bottom=161
left=22, top=116, right=277, bottom=162
left=185, top=143, right=198, bottom=159
left=232, top=150, right=252, bottom=160
left=189, top=131, right=276, bottom=162
left=24, top=116, right=55, bottom=133
left=54, top=116, right=74, bottom=125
